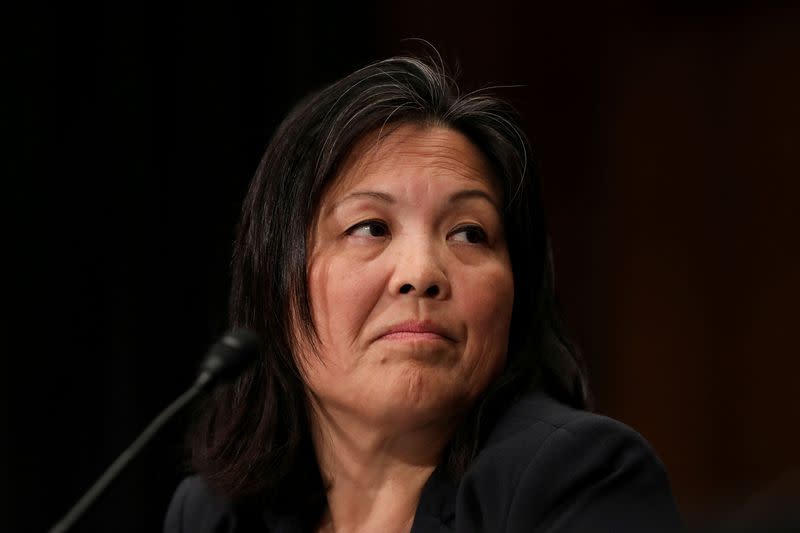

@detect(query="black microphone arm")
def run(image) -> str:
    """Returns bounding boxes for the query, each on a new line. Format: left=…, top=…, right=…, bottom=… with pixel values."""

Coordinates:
left=48, top=329, right=261, bottom=533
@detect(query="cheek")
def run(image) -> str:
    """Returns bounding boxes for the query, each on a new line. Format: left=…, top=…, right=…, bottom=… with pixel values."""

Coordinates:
left=305, top=253, right=385, bottom=365
left=454, top=262, right=515, bottom=384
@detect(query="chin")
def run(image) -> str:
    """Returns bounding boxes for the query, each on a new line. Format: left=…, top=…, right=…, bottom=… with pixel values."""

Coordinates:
left=363, top=367, right=480, bottom=427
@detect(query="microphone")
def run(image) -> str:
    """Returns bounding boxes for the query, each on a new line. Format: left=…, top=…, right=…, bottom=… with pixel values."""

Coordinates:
left=48, top=329, right=261, bottom=533
left=196, top=328, right=261, bottom=386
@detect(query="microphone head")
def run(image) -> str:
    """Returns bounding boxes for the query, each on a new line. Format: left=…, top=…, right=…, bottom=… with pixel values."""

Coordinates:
left=198, top=329, right=261, bottom=385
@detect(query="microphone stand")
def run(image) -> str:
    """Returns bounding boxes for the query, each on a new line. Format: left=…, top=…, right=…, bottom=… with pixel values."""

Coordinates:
left=48, top=373, right=212, bottom=533
left=47, top=329, right=259, bottom=533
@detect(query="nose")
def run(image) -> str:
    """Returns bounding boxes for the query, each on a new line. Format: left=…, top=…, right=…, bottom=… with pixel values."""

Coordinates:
left=388, top=238, right=451, bottom=300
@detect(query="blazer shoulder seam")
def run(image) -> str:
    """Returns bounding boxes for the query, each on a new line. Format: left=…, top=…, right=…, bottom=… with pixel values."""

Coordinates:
left=501, top=425, right=576, bottom=531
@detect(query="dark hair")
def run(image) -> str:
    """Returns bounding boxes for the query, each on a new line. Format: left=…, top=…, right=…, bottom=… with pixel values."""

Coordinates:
left=190, top=53, right=590, bottom=514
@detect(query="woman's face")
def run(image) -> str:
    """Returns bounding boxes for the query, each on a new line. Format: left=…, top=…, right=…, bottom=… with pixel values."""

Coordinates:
left=300, top=124, right=514, bottom=430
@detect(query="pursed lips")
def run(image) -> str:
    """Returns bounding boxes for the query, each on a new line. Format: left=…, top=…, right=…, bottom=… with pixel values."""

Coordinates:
left=375, top=320, right=455, bottom=342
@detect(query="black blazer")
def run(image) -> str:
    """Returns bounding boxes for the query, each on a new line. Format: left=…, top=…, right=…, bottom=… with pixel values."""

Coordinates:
left=165, top=392, right=683, bottom=532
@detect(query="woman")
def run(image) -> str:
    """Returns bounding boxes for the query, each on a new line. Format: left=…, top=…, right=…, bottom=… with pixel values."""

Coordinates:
left=165, top=54, right=682, bottom=532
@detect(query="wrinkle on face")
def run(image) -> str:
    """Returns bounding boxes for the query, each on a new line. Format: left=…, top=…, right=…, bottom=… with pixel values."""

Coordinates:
left=320, top=124, right=502, bottom=221
left=298, top=122, right=514, bottom=432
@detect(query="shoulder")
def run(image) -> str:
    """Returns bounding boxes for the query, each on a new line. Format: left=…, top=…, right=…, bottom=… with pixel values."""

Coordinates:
left=455, top=392, right=683, bottom=532
left=164, top=476, right=268, bottom=533
left=164, top=476, right=309, bottom=533
left=479, top=391, right=657, bottom=467
left=164, top=476, right=231, bottom=533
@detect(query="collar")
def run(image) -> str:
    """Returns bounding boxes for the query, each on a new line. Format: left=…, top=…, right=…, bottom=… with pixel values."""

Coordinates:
left=410, top=463, right=458, bottom=532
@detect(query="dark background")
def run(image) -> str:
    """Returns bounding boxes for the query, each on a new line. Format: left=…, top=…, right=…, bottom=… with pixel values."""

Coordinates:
left=4, top=2, right=800, bottom=532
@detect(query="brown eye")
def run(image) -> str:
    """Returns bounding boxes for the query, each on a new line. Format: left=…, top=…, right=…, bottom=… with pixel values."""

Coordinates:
left=449, top=225, right=488, bottom=244
left=347, top=220, right=389, bottom=238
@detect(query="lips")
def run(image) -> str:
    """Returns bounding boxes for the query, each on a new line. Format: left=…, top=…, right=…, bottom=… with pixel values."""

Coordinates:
left=376, top=320, right=455, bottom=342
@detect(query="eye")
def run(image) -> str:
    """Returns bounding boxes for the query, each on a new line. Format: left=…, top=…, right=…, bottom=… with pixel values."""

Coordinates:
left=449, top=224, right=488, bottom=244
left=346, top=219, right=390, bottom=238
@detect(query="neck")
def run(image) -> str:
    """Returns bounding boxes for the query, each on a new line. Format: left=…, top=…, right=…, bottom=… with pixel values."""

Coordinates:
left=309, top=402, right=457, bottom=533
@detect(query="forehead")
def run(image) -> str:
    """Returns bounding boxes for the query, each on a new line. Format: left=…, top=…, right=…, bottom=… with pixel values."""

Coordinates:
left=324, top=124, right=500, bottom=201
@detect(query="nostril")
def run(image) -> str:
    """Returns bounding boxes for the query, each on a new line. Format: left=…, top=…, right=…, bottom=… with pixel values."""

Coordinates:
left=399, top=283, right=413, bottom=294
left=425, top=285, right=440, bottom=297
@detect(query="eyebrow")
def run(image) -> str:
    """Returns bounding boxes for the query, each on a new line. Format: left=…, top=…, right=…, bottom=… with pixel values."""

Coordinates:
left=332, top=191, right=395, bottom=210
left=331, top=188, right=501, bottom=214
left=448, top=189, right=501, bottom=211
